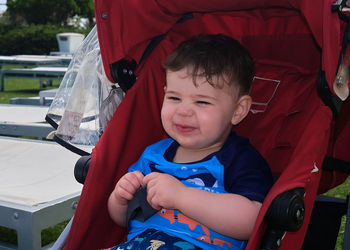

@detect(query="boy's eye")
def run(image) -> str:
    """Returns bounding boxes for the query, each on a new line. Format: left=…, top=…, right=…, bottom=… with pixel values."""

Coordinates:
left=167, top=96, right=180, bottom=101
left=196, top=100, right=211, bottom=105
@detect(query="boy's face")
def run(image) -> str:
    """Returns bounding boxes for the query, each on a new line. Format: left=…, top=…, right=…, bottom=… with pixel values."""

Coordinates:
left=161, top=68, right=240, bottom=150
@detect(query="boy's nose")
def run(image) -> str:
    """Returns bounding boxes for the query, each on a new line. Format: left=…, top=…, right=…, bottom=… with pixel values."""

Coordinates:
left=176, top=105, right=194, bottom=116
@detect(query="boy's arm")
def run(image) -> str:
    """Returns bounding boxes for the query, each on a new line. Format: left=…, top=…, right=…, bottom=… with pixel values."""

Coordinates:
left=176, top=185, right=261, bottom=240
left=108, top=171, right=144, bottom=227
left=144, top=172, right=261, bottom=240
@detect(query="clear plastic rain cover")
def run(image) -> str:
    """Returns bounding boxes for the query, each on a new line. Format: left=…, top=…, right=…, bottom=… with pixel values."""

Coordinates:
left=46, top=26, right=124, bottom=151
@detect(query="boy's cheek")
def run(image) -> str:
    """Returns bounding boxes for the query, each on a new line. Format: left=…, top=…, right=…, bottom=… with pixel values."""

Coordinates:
left=160, top=108, right=172, bottom=128
left=161, top=104, right=172, bottom=119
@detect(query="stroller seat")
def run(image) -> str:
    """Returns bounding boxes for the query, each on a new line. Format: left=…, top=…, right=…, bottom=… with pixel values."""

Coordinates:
left=50, top=0, right=350, bottom=249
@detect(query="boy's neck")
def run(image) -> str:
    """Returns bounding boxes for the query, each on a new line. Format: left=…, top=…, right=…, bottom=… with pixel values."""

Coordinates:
left=173, top=144, right=223, bottom=164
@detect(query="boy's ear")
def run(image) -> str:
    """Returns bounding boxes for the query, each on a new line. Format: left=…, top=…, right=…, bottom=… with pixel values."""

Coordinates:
left=231, top=95, right=252, bottom=125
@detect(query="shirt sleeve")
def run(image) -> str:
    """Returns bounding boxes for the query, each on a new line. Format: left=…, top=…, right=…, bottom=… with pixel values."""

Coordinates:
left=128, top=146, right=155, bottom=175
left=128, top=150, right=148, bottom=173
left=223, top=140, right=274, bottom=203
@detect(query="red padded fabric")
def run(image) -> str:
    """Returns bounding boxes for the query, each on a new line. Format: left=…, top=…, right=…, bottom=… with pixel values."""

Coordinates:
left=95, top=0, right=342, bottom=93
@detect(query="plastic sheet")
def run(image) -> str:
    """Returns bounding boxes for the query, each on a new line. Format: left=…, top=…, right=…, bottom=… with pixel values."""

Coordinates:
left=46, top=26, right=124, bottom=148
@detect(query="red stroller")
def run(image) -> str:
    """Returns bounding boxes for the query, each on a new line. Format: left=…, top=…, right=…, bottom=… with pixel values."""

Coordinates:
left=53, top=0, right=350, bottom=249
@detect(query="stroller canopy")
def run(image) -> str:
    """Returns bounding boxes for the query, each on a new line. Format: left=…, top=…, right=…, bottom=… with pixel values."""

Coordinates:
left=96, top=0, right=343, bottom=96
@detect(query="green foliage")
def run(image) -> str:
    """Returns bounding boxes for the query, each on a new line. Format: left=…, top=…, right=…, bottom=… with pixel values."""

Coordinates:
left=0, top=0, right=94, bottom=55
left=0, top=24, right=91, bottom=55
left=75, top=0, right=95, bottom=26
left=6, top=0, right=94, bottom=26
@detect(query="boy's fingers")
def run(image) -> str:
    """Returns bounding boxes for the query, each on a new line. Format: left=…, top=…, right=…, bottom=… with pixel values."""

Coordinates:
left=142, top=172, right=159, bottom=185
left=117, top=186, right=134, bottom=201
left=132, top=171, right=145, bottom=183
left=119, top=173, right=142, bottom=193
left=126, top=171, right=143, bottom=189
left=117, top=179, right=135, bottom=195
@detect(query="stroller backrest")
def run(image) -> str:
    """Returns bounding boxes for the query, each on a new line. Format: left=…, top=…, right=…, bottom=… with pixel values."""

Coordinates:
left=147, top=9, right=324, bottom=177
left=95, top=2, right=342, bottom=180
left=98, top=6, right=329, bottom=183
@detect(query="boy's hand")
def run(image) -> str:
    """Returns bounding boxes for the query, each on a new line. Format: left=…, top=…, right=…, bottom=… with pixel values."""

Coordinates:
left=143, top=172, right=186, bottom=210
left=108, top=171, right=144, bottom=227
left=113, top=171, right=144, bottom=205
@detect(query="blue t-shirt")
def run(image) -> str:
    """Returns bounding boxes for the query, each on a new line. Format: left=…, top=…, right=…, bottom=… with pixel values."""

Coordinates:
left=127, top=132, right=273, bottom=249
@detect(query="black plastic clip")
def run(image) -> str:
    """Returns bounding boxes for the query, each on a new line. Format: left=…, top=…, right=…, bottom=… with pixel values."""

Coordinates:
left=110, top=59, right=137, bottom=92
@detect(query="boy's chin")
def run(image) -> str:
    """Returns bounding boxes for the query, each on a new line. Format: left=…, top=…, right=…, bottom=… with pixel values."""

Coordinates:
left=176, top=140, right=213, bottom=151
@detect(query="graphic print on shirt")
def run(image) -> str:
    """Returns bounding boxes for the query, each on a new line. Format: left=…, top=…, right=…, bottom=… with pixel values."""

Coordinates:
left=149, top=162, right=218, bottom=187
left=158, top=208, right=232, bottom=248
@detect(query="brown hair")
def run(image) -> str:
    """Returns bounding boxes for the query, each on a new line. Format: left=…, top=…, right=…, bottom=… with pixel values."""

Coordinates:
left=163, top=34, right=254, bottom=95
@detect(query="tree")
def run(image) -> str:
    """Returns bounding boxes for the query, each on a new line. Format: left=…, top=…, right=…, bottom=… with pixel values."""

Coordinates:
left=75, top=0, right=95, bottom=27
left=6, top=0, right=94, bottom=26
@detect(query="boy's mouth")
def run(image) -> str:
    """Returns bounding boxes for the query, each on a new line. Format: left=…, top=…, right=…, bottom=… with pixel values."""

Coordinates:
left=175, top=124, right=197, bottom=133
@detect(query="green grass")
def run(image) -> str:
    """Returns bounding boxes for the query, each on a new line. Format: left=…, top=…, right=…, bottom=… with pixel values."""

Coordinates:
left=0, top=65, right=60, bottom=103
left=0, top=78, right=60, bottom=104
left=0, top=221, right=69, bottom=247
left=0, top=77, right=349, bottom=248
left=41, top=221, right=70, bottom=246
left=0, top=227, right=17, bottom=246
left=324, top=176, right=350, bottom=199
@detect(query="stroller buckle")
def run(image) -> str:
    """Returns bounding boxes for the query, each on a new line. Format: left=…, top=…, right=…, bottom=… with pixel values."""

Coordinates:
left=110, top=59, right=137, bottom=92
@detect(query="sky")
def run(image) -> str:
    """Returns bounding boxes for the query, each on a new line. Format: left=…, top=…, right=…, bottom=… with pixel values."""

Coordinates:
left=0, top=0, right=7, bottom=13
